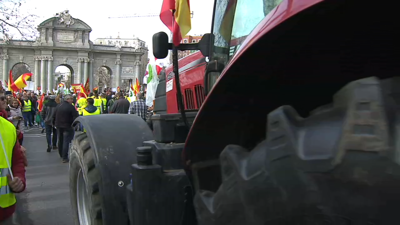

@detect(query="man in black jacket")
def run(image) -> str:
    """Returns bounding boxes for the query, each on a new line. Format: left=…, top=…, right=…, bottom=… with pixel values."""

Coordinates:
left=53, top=95, right=78, bottom=163
left=41, top=95, right=58, bottom=152
left=29, top=92, right=38, bottom=126
left=109, top=92, right=130, bottom=114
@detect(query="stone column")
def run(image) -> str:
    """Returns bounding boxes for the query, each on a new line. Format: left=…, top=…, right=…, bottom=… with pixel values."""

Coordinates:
left=34, top=56, right=40, bottom=90
left=77, top=58, right=83, bottom=84
left=83, top=58, right=89, bottom=85
left=134, top=60, right=142, bottom=81
left=115, top=59, right=122, bottom=88
left=40, top=57, right=47, bottom=93
left=47, top=57, right=53, bottom=93
left=89, top=58, right=94, bottom=90
left=2, top=54, right=9, bottom=85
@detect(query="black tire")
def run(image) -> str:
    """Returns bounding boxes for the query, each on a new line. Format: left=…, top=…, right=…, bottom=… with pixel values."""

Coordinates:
left=194, top=77, right=400, bottom=225
left=70, top=132, right=103, bottom=225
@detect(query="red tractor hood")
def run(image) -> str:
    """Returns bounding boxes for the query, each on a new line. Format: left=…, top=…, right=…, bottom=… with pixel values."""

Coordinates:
left=183, top=0, right=331, bottom=165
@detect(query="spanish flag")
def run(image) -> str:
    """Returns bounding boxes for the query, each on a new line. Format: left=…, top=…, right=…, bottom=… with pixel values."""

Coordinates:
left=9, top=70, right=32, bottom=92
left=160, top=0, right=192, bottom=46
left=84, top=78, right=90, bottom=94
left=134, top=78, right=140, bottom=95
left=71, top=84, right=88, bottom=98
left=38, top=93, right=45, bottom=112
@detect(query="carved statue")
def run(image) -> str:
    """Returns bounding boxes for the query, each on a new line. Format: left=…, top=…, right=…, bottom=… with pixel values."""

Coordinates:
left=96, top=67, right=111, bottom=88
left=55, top=10, right=75, bottom=27
left=121, top=79, right=129, bottom=91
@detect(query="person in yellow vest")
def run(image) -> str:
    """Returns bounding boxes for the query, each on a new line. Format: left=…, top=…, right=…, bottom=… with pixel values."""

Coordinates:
left=93, top=93, right=103, bottom=114
left=76, top=93, right=88, bottom=116
left=21, top=95, right=33, bottom=128
left=82, top=98, right=101, bottom=116
left=100, top=93, right=108, bottom=113
left=0, top=116, right=26, bottom=223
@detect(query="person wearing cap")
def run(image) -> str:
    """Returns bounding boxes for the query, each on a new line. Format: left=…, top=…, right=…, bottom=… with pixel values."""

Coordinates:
left=41, top=95, right=58, bottom=152
left=53, top=95, right=78, bottom=163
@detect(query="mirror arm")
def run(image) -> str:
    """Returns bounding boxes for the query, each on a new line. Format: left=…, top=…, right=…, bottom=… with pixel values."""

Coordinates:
left=172, top=45, right=190, bottom=131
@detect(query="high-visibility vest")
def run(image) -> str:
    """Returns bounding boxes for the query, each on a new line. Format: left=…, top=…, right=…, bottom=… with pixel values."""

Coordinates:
left=82, top=108, right=101, bottom=116
left=100, top=98, right=107, bottom=111
left=22, top=100, right=31, bottom=112
left=0, top=117, right=17, bottom=208
left=77, top=98, right=88, bottom=115
left=94, top=99, right=102, bottom=113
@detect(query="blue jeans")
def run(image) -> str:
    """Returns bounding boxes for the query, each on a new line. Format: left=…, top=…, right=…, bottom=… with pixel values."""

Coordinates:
left=45, top=124, right=57, bottom=147
left=57, top=127, right=74, bottom=160
left=22, top=111, right=33, bottom=127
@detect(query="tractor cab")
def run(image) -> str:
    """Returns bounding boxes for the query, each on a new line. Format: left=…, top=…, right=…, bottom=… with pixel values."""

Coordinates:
left=151, top=0, right=284, bottom=143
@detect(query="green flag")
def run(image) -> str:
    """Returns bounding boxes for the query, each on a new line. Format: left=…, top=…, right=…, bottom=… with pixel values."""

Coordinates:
left=147, top=64, right=153, bottom=84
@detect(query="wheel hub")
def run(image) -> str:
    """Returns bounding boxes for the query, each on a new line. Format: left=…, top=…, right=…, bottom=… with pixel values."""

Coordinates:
left=77, top=168, right=91, bottom=225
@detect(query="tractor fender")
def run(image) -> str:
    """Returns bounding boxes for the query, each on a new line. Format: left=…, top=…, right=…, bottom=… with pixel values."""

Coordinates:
left=72, top=114, right=153, bottom=224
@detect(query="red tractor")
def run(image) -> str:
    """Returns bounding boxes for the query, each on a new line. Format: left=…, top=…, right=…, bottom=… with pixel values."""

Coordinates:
left=69, top=0, right=400, bottom=224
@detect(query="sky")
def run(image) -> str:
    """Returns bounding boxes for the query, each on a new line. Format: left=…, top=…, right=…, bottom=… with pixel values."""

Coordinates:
left=23, top=0, right=214, bottom=66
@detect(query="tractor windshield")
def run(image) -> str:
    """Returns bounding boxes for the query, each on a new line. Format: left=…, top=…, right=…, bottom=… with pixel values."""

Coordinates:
left=212, top=0, right=283, bottom=64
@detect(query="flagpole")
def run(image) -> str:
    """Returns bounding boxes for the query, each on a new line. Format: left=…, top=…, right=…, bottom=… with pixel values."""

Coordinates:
left=0, top=131, right=14, bottom=180
left=171, top=9, right=189, bottom=129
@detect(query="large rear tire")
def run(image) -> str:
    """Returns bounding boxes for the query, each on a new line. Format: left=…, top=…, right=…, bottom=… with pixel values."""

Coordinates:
left=194, top=77, right=400, bottom=224
left=70, top=132, right=103, bottom=225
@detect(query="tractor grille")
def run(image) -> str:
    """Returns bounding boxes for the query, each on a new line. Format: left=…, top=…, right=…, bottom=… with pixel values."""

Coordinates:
left=195, top=85, right=205, bottom=108
left=185, top=88, right=196, bottom=109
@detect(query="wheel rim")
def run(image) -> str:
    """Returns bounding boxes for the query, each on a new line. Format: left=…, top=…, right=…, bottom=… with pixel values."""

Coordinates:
left=77, top=168, right=91, bottom=225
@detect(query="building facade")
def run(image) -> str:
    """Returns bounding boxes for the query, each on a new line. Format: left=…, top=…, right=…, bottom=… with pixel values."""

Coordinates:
left=94, top=36, right=148, bottom=87
left=0, top=11, right=147, bottom=93
left=178, top=35, right=203, bottom=59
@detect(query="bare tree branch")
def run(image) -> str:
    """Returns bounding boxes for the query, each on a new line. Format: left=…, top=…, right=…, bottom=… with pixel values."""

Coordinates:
left=0, top=0, right=38, bottom=41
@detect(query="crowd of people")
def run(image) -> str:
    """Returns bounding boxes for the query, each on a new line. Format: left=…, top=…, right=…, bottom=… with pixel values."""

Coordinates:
left=0, top=87, right=153, bottom=223
left=0, top=88, right=153, bottom=163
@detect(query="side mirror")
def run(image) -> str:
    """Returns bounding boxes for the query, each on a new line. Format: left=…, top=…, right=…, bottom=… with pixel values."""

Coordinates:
left=204, top=60, right=225, bottom=96
left=152, top=32, right=169, bottom=59
left=198, top=33, right=214, bottom=57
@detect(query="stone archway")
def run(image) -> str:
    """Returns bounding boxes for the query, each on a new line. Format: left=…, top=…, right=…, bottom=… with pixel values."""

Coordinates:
left=94, top=66, right=112, bottom=93
left=11, top=62, right=31, bottom=80
left=55, top=64, right=74, bottom=88
left=0, top=11, right=147, bottom=93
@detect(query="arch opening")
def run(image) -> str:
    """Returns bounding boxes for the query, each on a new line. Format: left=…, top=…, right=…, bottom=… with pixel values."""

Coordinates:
left=55, top=64, right=74, bottom=89
left=11, top=63, right=31, bottom=80
left=95, top=66, right=112, bottom=93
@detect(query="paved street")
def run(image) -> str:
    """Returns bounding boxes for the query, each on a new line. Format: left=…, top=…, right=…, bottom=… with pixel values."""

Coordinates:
left=15, top=127, right=73, bottom=225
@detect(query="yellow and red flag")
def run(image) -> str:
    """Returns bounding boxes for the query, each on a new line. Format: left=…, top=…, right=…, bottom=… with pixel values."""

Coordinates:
left=58, top=83, right=65, bottom=89
left=84, top=78, right=90, bottom=94
left=134, top=78, right=140, bottom=95
left=9, top=70, right=32, bottom=92
left=117, top=86, right=120, bottom=93
left=71, top=84, right=88, bottom=98
left=38, top=93, right=45, bottom=112
left=160, top=0, right=192, bottom=46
